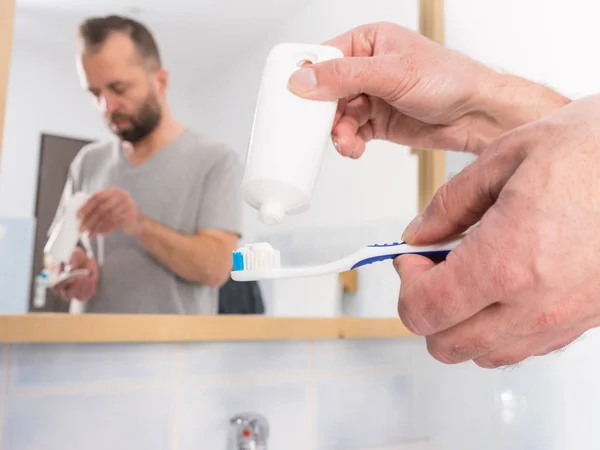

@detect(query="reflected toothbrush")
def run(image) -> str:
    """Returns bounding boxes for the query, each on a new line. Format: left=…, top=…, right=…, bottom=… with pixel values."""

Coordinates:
left=230, top=234, right=465, bottom=282
left=38, top=268, right=92, bottom=288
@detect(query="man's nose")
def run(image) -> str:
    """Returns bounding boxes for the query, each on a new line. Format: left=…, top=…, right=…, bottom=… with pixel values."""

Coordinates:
left=98, top=94, right=121, bottom=115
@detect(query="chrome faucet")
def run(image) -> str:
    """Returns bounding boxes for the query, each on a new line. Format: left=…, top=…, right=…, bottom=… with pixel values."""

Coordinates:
left=228, top=412, right=269, bottom=450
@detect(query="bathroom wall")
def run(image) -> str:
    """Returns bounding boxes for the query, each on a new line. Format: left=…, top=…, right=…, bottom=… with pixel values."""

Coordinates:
left=443, top=0, right=600, bottom=178
left=0, top=334, right=581, bottom=450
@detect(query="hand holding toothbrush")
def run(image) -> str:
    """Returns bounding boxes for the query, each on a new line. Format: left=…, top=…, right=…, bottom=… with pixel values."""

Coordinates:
left=288, top=21, right=569, bottom=158
left=396, top=95, right=600, bottom=368
left=51, top=247, right=99, bottom=301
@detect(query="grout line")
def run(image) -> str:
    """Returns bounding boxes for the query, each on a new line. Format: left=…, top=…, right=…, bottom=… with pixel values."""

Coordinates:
left=0, top=345, right=11, bottom=450
left=6, top=380, right=175, bottom=398
left=170, top=342, right=183, bottom=450
left=3, top=365, right=412, bottom=398
left=307, top=340, right=317, bottom=450
left=410, top=371, right=419, bottom=438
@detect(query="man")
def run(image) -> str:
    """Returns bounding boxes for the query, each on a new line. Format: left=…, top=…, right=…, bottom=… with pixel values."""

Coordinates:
left=288, top=21, right=598, bottom=368
left=49, top=15, right=241, bottom=314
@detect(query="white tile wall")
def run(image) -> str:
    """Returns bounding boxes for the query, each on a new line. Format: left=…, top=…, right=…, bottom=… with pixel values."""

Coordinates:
left=179, top=381, right=310, bottom=450
left=0, top=334, right=597, bottom=450
left=315, top=373, right=412, bottom=450
left=3, top=389, right=175, bottom=450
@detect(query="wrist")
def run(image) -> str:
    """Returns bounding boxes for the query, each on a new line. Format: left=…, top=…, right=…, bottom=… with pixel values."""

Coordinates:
left=466, top=72, right=571, bottom=153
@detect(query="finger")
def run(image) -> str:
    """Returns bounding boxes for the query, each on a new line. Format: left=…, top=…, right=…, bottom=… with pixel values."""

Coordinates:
left=401, top=135, right=528, bottom=245
left=321, top=23, right=378, bottom=58
left=82, top=194, right=122, bottom=234
left=474, top=312, right=596, bottom=368
left=352, top=124, right=373, bottom=158
left=396, top=231, right=498, bottom=335
left=79, top=189, right=119, bottom=230
left=77, top=189, right=110, bottom=219
left=66, top=276, right=94, bottom=299
left=69, top=248, right=87, bottom=268
left=93, top=202, right=131, bottom=235
left=333, top=117, right=360, bottom=158
left=79, top=195, right=107, bottom=232
left=425, top=303, right=519, bottom=365
left=288, top=56, right=404, bottom=102
left=332, top=95, right=372, bottom=157
left=63, top=277, right=93, bottom=300
left=473, top=329, right=585, bottom=369
left=58, top=280, right=73, bottom=301
left=394, top=254, right=436, bottom=288
left=395, top=254, right=436, bottom=331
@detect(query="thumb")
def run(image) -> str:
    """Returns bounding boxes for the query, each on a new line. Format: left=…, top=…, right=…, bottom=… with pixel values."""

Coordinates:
left=69, top=248, right=88, bottom=268
left=402, top=141, right=526, bottom=245
left=288, top=56, right=399, bottom=102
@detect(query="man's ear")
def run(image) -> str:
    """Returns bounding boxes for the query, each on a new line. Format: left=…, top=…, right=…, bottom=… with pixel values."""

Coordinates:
left=155, top=67, right=169, bottom=96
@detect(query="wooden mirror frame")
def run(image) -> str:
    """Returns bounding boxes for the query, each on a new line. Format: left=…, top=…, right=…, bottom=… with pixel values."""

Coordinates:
left=0, top=0, right=444, bottom=343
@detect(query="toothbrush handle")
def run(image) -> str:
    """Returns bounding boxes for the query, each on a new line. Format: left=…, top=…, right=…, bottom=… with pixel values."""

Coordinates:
left=350, top=249, right=451, bottom=270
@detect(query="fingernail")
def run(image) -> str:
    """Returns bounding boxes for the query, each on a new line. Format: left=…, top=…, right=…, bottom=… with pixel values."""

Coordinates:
left=402, top=214, right=423, bottom=242
left=289, top=68, right=317, bottom=93
left=332, top=138, right=339, bottom=152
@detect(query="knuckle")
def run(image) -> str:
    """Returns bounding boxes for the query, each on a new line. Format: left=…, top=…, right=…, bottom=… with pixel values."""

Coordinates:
left=473, top=357, right=500, bottom=369
left=426, top=338, right=463, bottom=365
left=427, top=334, right=492, bottom=365
left=474, top=353, right=525, bottom=369
left=397, top=297, right=433, bottom=336
left=330, top=59, right=353, bottom=85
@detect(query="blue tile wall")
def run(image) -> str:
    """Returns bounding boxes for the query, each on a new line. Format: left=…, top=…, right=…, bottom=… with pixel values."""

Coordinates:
left=0, top=217, right=35, bottom=314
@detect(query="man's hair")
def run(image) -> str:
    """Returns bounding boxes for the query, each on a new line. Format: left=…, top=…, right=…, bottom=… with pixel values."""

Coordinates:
left=78, top=15, right=161, bottom=68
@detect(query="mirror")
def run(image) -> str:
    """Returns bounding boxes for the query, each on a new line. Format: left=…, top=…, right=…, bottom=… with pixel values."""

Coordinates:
left=0, top=0, right=432, bottom=320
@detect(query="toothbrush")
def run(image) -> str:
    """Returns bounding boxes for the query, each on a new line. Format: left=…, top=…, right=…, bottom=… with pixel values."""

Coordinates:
left=38, top=268, right=92, bottom=288
left=230, top=234, right=465, bottom=282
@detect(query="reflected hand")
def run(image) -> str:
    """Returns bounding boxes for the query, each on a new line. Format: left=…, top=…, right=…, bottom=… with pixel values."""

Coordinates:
left=78, top=187, right=142, bottom=236
left=51, top=247, right=99, bottom=301
left=395, top=94, right=600, bottom=368
left=288, top=21, right=569, bottom=158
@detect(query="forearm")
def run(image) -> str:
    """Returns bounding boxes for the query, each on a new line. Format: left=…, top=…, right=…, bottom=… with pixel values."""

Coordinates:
left=129, top=214, right=233, bottom=287
left=467, top=72, right=571, bottom=153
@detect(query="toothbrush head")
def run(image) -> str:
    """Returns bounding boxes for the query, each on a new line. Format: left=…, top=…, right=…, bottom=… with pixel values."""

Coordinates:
left=232, top=242, right=281, bottom=272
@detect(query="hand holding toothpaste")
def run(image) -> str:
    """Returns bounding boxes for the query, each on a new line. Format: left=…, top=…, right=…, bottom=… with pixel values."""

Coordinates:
left=78, top=187, right=143, bottom=237
left=288, top=21, right=568, bottom=158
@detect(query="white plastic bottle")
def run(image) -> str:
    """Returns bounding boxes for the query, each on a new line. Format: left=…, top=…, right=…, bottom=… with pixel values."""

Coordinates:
left=43, top=192, right=90, bottom=268
left=33, top=273, right=47, bottom=309
left=241, top=43, right=344, bottom=225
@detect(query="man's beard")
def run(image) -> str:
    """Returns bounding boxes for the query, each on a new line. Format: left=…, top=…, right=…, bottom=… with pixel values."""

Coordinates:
left=109, top=96, right=162, bottom=143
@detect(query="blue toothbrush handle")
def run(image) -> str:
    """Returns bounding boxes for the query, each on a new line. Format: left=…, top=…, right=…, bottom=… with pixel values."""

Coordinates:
left=350, top=242, right=453, bottom=270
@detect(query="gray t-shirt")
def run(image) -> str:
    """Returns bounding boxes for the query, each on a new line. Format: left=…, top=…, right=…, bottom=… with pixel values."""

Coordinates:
left=52, top=128, right=242, bottom=314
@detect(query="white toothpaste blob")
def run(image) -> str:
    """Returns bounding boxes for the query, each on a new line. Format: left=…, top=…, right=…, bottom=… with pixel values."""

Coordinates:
left=236, top=242, right=281, bottom=270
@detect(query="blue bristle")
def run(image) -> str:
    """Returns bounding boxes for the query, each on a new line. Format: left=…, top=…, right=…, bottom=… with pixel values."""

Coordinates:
left=232, top=251, right=244, bottom=271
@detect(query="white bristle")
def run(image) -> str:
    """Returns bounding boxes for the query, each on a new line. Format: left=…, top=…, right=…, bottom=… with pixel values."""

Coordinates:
left=236, top=242, right=280, bottom=270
